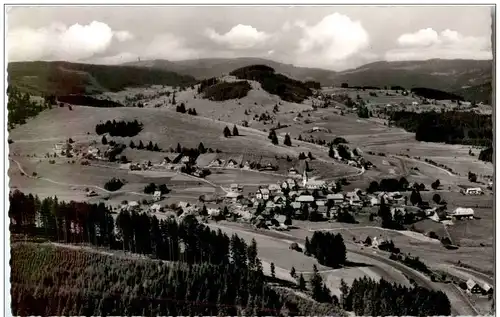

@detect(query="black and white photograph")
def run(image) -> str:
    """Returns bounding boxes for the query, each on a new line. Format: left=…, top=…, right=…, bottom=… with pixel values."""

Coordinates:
left=5, top=4, right=495, bottom=316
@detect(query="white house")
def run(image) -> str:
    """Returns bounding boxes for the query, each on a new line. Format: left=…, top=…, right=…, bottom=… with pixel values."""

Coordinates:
left=256, top=188, right=270, bottom=200
left=86, top=190, right=98, bottom=197
left=226, top=159, right=239, bottom=168
left=208, top=158, right=224, bottom=167
left=466, top=279, right=483, bottom=294
left=297, top=195, right=315, bottom=203
left=268, top=183, right=281, bottom=194
left=153, top=190, right=162, bottom=201
left=291, top=202, right=301, bottom=210
left=150, top=203, right=163, bottom=213
left=127, top=201, right=140, bottom=211
left=462, top=187, right=483, bottom=195
left=326, top=193, right=344, bottom=205
left=412, top=101, right=419, bottom=106
left=448, top=207, right=474, bottom=219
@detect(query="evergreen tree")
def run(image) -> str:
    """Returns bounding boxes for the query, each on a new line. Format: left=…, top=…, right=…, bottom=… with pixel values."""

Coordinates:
left=153, top=143, right=160, bottom=152
left=410, top=189, right=422, bottom=206
left=176, top=143, right=182, bottom=153
left=290, top=266, right=296, bottom=278
left=223, top=126, right=232, bottom=138
left=284, top=134, right=292, bottom=146
left=198, top=142, right=206, bottom=154
left=101, top=135, right=108, bottom=145
left=147, top=141, right=154, bottom=151
left=129, top=140, right=135, bottom=149
left=138, top=140, right=145, bottom=150
left=298, top=274, right=306, bottom=290
left=270, top=262, right=276, bottom=279
left=232, top=125, right=239, bottom=136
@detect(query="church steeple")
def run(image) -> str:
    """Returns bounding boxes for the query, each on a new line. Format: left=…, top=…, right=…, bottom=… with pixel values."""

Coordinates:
left=302, top=169, right=308, bottom=187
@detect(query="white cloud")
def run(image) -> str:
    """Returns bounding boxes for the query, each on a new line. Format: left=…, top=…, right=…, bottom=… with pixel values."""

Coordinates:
left=397, top=28, right=440, bottom=47
left=387, top=28, right=492, bottom=60
left=292, top=13, right=369, bottom=68
left=7, top=21, right=134, bottom=62
left=205, top=24, right=270, bottom=49
left=114, top=30, right=134, bottom=42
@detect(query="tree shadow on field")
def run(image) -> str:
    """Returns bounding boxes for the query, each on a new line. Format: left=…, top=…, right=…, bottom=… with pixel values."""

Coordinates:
left=344, top=260, right=374, bottom=268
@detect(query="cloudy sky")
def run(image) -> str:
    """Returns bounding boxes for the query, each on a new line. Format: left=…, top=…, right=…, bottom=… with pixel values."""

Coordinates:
left=7, top=5, right=493, bottom=71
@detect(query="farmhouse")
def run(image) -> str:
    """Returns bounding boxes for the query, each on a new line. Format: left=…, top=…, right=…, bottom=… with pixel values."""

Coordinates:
left=462, top=187, right=483, bottom=195
left=296, top=195, right=315, bottom=203
left=153, top=190, right=162, bottom=201
left=208, top=158, right=224, bottom=167
left=466, top=279, right=484, bottom=294
left=226, top=159, right=239, bottom=168
left=288, top=167, right=298, bottom=175
left=86, top=190, right=98, bottom=197
left=268, top=183, right=281, bottom=194
left=448, top=207, right=474, bottom=219
left=369, top=196, right=380, bottom=206
left=326, top=193, right=344, bottom=205
left=150, top=203, right=163, bottom=213
left=255, top=188, right=270, bottom=200
left=242, top=161, right=251, bottom=170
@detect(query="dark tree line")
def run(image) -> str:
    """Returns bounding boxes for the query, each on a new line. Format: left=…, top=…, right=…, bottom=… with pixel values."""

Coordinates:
left=367, top=177, right=410, bottom=193
left=391, top=110, right=492, bottom=146
left=175, top=102, right=197, bottom=115
left=479, top=146, right=493, bottom=163
left=130, top=140, right=161, bottom=152
left=57, top=95, right=124, bottom=107
left=342, top=276, right=451, bottom=316
left=95, top=119, right=143, bottom=137
left=304, top=232, right=346, bottom=268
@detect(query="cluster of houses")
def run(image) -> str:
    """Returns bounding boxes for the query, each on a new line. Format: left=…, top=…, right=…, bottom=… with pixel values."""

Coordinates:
left=465, top=278, right=493, bottom=296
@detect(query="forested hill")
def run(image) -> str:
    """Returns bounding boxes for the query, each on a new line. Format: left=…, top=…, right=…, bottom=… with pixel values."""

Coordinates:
left=7, top=61, right=197, bottom=96
left=229, top=65, right=317, bottom=103
left=390, top=110, right=492, bottom=146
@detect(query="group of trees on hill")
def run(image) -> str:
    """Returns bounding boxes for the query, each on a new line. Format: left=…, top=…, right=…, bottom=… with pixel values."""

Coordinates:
left=229, top=65, right=313, bottom=103
left=410, top=87, right=464, bottom=101
left=341, top=276, right=451, bottom=316
left=390, top=110, right=492, bottom=146
left=143, top=183, right=169, bottom=195
left=201, top=80, right=252, bottom=101
left=175, top=102, right=197, bottom=115
left=304, top=231, right=346, bottom=268
left=223, top=125, right=240, bottom=138
left=367, top=177, right=410, bottom=193
left=95, top=119, right=143, bottom=137
left=130, top=140, right=161, bottom=152
left=7, top=86, right=52, bottom=128
left=104, top=178, right=124, bottom=191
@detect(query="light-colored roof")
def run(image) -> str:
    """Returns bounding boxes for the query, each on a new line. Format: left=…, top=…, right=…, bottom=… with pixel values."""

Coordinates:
left=268, top=184, right=280, bottom=190
left=291, top=202, right=301, bottom=209
left=297, top=195, right=315, bottom=202
left=327, top=193, right=344, bottom=200
left=150, top=203, right=162, bottom=210
left=128, top=201, right=139, bottom=207
left=260, top=188, right=270, bottom=194
left=153, top=190, right=162, bottom=196
left=226, top=192, right=241, bottom=198
left=466, top=279, right=477, bottom=289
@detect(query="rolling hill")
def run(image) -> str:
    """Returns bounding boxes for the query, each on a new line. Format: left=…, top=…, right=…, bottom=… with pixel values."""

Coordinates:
left=7, top=61, right=197, bottom=96
left=125, top=58, right=492, bottom=103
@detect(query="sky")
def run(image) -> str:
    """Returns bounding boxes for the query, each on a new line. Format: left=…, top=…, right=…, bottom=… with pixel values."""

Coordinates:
left=6, top=5, right=494, bottom=71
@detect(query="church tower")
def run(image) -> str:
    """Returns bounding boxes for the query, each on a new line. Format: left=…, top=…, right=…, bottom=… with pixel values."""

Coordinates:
left=302, top=169, right=308, bottom=188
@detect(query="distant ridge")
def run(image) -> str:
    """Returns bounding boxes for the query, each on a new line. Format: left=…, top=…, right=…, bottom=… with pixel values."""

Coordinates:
left=124, top=57, right=492, bottom=103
